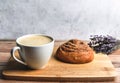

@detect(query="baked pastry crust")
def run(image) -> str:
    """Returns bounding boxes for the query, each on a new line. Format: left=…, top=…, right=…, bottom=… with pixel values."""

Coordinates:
left=56, top=39, right=94, bottom=64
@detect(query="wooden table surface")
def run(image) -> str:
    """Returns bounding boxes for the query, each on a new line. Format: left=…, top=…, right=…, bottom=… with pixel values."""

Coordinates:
left=0, top=40, right=120, bottom=83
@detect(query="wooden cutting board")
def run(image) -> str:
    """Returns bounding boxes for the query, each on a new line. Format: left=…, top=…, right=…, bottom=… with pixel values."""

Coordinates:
left=2, top=46, right=117, bottom=82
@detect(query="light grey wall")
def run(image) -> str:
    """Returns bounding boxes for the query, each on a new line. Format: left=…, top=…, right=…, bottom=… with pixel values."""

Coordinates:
left=0, top=0, right=120, bottom=40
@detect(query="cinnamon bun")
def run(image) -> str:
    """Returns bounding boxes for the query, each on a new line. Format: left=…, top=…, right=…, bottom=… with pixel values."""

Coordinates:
left=56, top=39, right=94, bottom=64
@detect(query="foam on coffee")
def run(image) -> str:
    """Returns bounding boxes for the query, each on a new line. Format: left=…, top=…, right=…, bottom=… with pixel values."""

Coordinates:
left=18, top=35, right=52, bottom=46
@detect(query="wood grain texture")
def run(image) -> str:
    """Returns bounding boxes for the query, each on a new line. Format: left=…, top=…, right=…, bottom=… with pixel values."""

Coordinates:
left=2, top=46, right=116, bottom=82
left=0, top=40, right=120, bottom=83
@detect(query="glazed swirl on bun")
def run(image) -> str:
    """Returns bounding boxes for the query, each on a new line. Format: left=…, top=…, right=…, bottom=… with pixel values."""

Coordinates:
left=56, top=39, right=94, bottom=64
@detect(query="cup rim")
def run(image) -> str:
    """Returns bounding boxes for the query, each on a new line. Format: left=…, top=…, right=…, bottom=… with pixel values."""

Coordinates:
left=16, top=34, right=54, bottom=47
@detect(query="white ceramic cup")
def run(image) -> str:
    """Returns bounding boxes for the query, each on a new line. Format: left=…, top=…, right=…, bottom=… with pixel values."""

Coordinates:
left=11, top=34, right=54, bottom=69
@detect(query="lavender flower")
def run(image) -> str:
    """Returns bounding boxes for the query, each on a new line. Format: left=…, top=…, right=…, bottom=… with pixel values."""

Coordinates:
left=88, top=35, right=120, bottom=54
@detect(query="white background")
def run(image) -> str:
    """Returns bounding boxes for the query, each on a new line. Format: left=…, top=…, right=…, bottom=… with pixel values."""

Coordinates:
left=0, top=0, right=120, bottom=40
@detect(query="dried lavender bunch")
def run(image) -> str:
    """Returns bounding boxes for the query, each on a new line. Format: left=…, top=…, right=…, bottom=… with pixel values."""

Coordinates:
left=88, top=35, right=120, bottom=54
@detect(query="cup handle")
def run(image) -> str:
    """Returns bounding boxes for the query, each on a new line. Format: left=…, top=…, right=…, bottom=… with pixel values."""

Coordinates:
left=11, top=46, right=27, bottom=65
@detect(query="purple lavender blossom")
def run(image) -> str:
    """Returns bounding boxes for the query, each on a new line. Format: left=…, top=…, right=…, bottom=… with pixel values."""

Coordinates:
left=88, top=35, right=119, bottom=54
